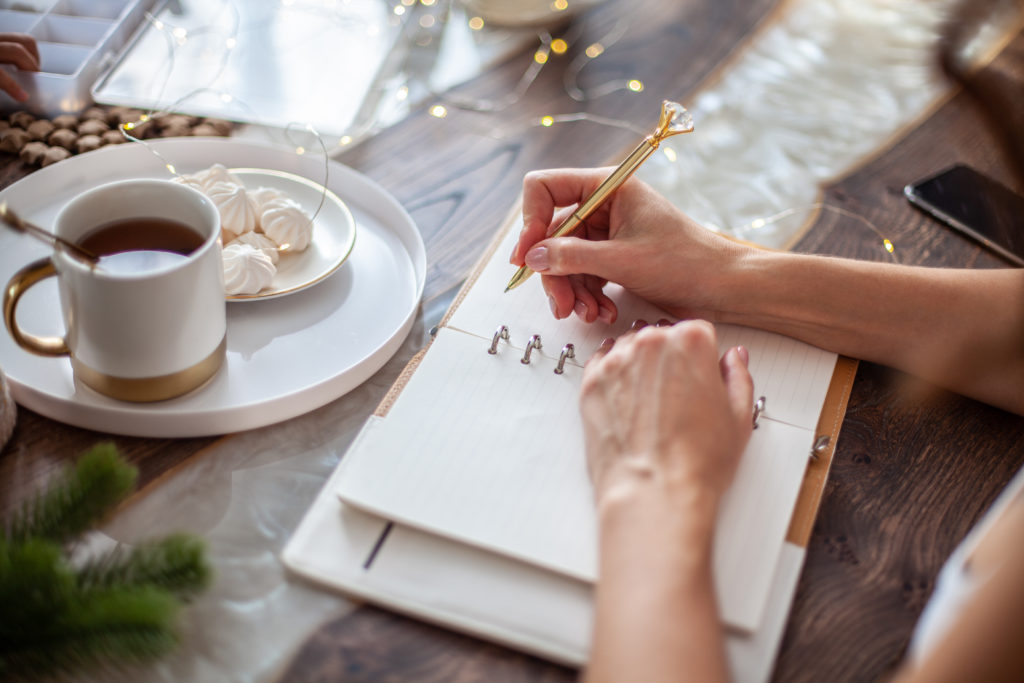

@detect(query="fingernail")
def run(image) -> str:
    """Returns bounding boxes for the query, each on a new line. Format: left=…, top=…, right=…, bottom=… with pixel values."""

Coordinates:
left=574, top=300, right=588, bottom=320
left=631, top=319, right=648, bottom=331
left=548, top=296, right=558, bottom=318
left=525, top=246, right=549, bottom=272
left=509, top=243, right=518, bottom=263
left=598, top=305, right=614, bottom=324
left=736, top=346, right=749, bottom=366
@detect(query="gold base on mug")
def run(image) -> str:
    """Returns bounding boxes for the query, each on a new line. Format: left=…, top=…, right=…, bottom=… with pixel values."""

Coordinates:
left=72, top=337, right=227, bottom=402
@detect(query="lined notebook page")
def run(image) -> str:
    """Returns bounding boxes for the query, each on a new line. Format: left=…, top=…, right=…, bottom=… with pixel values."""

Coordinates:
left=447, top=226, right=837, bottom=430
left=336, top=327, right=817, bottom=632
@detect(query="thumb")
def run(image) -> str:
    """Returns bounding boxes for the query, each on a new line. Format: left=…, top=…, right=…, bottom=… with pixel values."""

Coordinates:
left=720, top=346, right=755, bottom=431
left=525, top=236, right=619, bottom=280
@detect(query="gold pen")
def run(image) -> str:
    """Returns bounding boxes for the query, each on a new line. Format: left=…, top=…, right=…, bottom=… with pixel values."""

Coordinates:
left=505, top=100, right=695, bottom=292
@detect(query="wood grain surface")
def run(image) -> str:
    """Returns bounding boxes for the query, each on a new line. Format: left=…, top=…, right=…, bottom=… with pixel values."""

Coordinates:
left=775, top=29, right=1024, bottom=680
left=2, top=0, right=1023, bottom=681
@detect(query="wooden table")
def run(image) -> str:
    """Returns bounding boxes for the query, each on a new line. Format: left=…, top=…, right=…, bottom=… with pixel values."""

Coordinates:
left=3, top=1, right=1023, bottom=680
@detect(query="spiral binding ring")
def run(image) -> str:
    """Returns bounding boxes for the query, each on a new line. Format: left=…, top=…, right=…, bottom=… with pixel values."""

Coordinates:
left=810, top=434, right=831, bottom=461
left=521, top=335, right=542, bottom=364
left=554, top=344, right=575, bottom=374
left=488, top=325, right=510, bottom=354
left=752, top=396, right=766, bottom=429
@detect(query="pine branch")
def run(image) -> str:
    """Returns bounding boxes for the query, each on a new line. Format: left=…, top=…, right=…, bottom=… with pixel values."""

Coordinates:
left=77, top=534, right=212, bottom=602
left=0, top=538, right=74, bottom=632
left=0, top=585, right=179, bottom=680
left=0, top=444, right=212, bottom=680
left=5, top=443, right=137, bottom=544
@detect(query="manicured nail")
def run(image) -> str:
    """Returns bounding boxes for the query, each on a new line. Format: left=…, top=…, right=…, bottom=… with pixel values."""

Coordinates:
left=631, top=319, right=648, bottom=331
left=736, top=346, right=749, bottom=366
left=598, top=305, right=614, bottom=324
left=574, top=300, right=588, bottom=319
left=525, top=246, right=549, bottom=272
left=548, top=296, right=558, bottom=318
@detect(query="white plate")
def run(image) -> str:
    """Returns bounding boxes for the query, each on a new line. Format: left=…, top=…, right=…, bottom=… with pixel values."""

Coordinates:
left=225, top=168, right=356, bottom=301
left=0, top=138, right=426, bottom=437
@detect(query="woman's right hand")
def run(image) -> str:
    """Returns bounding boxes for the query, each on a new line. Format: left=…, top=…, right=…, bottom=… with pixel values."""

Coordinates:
left=509, top=168, right=751, bottom=324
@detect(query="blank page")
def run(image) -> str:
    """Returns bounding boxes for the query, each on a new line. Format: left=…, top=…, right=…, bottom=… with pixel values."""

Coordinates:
left=336, top=326, right=817, bottom=632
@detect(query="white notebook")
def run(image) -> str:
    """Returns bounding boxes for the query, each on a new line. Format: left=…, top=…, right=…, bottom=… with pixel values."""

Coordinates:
left=334, top=226, right=837, bottom=633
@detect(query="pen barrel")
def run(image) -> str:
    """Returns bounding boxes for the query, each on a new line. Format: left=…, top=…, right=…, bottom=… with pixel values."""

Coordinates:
left=565, top=139, right=657, bottom=231
left=506, top=138, right=659, bottom=292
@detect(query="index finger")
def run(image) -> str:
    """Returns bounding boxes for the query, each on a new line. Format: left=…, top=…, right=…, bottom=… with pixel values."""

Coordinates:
left=0, top=34, right=40, bottom=68
left=511, top=167, right=613, bottom=265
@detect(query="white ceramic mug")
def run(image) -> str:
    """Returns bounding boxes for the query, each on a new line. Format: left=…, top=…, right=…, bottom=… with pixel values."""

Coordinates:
left=3, top=179, right=226, bottom=402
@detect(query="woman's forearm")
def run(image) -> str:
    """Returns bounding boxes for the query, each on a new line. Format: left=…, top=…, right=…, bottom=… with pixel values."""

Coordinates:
left=585, top=484, right=729, bottom=683
left=712, top=250, right=1024, bottom=415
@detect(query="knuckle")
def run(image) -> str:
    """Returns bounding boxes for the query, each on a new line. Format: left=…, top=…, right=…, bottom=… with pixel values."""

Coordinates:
left=631, top=326, right=668, bottom=352
left=675, top=319, right=717, bottom=349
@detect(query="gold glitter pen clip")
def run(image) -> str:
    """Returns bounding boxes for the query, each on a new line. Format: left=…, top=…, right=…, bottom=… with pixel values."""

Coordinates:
left=505, top=100, right=694, bottom=292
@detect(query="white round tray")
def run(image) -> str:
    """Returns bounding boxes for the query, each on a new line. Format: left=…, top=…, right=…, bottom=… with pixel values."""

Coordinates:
left=0, top=138, right=426, bottom=437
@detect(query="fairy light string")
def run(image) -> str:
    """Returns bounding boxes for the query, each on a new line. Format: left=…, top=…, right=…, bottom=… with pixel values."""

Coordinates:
left=112, top=0, right=899, bottom=258
left=117, top=1, right=331, bottom=225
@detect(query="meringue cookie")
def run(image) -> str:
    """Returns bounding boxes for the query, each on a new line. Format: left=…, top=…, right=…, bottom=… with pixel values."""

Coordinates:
left=207, top=181, right=257, bottom=242
left=174, top=163, right=240, bottom=192
left=171, top=174, right=207, bottom=195
left=249, top=186, right=287, bottom=213
left=196, top=163, right=241, bottom=191
left=230, top=231, right=280, bottom=264
left=222, top=243, right=276, bottom=295
left=260, top=198, right=313, bottom=252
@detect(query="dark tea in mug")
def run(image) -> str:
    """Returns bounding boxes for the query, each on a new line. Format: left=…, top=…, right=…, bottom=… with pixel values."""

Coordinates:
left=78, top=217, right=207, bottom=274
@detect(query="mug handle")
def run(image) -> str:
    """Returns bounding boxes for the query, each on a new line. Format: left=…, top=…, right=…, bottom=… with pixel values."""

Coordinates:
left=3, top=257, right=70, bottom=357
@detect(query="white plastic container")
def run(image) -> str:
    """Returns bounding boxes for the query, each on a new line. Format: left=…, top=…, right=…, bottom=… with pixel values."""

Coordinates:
left=0, top=0, right=159, bottom=117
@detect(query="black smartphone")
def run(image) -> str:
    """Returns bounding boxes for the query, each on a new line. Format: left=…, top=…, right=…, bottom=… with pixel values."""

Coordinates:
left=904, top=164, right=1024, bottom=267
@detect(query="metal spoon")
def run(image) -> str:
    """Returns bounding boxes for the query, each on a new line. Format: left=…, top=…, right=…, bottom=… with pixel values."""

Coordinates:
left=0, top=201, right=100, bottom=265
